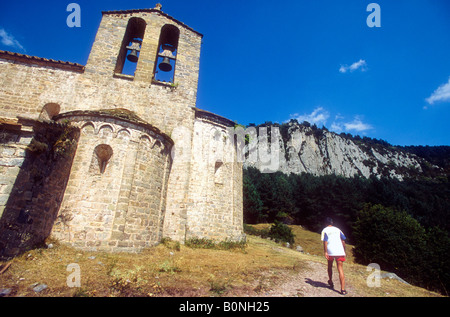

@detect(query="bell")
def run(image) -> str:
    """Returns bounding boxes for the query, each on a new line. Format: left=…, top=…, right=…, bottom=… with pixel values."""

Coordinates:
left=126, top=39, right=142, bottom=63
left=159, top=57, right=172, bottom=72
left=127, top=49, right=139, bottom=63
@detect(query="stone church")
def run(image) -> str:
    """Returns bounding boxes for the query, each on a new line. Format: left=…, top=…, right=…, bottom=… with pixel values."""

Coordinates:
left=0, top=4, right=245, bottom=259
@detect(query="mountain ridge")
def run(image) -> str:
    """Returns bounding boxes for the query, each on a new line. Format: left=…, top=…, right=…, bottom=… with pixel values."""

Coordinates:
left=243, top=120, right=449, bottom=181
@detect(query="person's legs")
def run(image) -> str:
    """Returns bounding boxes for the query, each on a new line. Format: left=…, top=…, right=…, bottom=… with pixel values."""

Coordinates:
left=327, top=258, right=334, bottom=287
left=336, top=260, right=346, bottom=293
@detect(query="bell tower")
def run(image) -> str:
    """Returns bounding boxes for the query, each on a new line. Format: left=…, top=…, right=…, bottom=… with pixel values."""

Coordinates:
left=80, top=3, right=203, bottom=138
left=84, top=4, right=202, bottom=89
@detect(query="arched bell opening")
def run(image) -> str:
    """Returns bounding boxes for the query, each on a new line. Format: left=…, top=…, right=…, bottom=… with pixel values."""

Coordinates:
left=115, top=17, right=147, bottom=76
left=154, top=24, right=180, bottom=83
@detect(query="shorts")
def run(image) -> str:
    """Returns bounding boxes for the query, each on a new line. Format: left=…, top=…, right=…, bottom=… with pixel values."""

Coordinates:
left=328, top=256, right=346, bottom=262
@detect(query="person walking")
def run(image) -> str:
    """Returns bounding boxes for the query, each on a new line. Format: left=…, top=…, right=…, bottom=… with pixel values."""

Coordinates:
left=321, top=217, right=347, bottom=295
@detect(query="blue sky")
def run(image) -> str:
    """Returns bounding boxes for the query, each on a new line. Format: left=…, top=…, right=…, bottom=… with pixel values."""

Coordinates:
left=1, top=0, right=449, bottom=146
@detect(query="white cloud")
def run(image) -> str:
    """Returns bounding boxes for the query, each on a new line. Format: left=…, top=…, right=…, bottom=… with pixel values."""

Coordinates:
left=343, top=117, right=373, bottom=132
left=290, top=108, right=373, bottom=134
left=425, top=77, right=450, bottom=105
left=290, top=107, right=330, bottom=127
left=339, top=59, right=367, bottom=73
left=330, top=117, right=373, bottom=134
left=329, top=114, right=344, bottom=133
left=0, top=28, right=25, bottom=52
left=330, top=122, right=343, bottom=133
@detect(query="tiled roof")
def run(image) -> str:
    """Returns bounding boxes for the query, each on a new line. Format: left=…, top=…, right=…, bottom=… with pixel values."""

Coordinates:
left=0, top=50, right=85, bottom=72
left=195, top=108, right=235, bottom=127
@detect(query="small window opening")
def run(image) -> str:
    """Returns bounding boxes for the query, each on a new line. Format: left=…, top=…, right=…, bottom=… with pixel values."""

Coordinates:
left=115, top=17, right=146, bottom=76
left=154, top=25, right=180, bottom=83
left=39, top=103, right=60, bottom=120
left=214, top=161, right=224, bottom=184
left=94, top=144, right=113, bottom=174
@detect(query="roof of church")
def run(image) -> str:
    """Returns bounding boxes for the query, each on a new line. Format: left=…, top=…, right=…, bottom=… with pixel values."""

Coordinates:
left=0, top=50, right=85, bottom=72
left=195, top=108, right=236, bottom=127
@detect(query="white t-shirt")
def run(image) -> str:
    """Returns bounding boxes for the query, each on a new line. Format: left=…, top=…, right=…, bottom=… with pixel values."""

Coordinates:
left=321, top=226, right=346, bottom=256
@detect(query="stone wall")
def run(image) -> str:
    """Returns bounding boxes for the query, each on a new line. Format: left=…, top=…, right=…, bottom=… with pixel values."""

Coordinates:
left=50, top=111, right=173, bottom=252
left=0, top=57, right=82, bottom=121
left=184, top=111, right=245, bottom=242
left=0, top=118, right=78, bottom=259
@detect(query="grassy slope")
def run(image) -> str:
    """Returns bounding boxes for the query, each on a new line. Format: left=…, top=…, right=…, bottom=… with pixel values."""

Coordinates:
left=0, top=225, right=443, bottom=297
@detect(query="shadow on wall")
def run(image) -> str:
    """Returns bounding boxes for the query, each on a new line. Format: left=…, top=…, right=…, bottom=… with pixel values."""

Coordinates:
left=0, top=118, right=79, bottom=260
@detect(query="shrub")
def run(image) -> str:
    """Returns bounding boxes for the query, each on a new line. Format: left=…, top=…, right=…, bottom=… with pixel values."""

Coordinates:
left=243, top=224, right=269, bottom=238
left=244, top=222, right=295, bottom=245
left=160, top=237, right=181, bottom=251
left=26, top=138, right=48, bottom=154
left=268, top=220, right=295, bottom=244
left=185, top=238, right=246, bottom=251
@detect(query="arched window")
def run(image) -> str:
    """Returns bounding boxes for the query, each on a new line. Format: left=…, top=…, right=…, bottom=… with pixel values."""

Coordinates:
left=93, top=144, right=113, bottom=174
left=115, top=17, right=147, bottom=76
left=39, top=103, right=60, bottom=120
left=154, top=24, right=180, bottom=83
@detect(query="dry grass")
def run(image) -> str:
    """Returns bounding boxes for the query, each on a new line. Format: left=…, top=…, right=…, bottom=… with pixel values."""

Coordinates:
left=0, top=235, right=306, bottom=297
left=0, top=227, right=444, bottom=297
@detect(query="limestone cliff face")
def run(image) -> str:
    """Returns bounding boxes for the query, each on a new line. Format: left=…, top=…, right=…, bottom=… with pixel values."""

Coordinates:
left=243, top=121, right=438, bottom=180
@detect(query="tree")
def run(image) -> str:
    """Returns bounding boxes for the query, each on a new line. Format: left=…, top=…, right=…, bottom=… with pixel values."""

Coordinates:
left=243, top=173, right=263, bottom=224
left=353, top=204, right=427, bottom=283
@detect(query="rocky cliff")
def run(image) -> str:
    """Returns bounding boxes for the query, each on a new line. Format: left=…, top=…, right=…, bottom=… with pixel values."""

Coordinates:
left=243, top=121, right=446, bottom=180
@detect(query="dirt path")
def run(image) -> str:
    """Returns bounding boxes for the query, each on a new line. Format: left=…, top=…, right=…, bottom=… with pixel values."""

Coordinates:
left=260, top=261, right=360, bottom=297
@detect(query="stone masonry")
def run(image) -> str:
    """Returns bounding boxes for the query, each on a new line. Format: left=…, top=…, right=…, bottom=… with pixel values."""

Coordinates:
left=0, top=5, right=244, bottom=258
